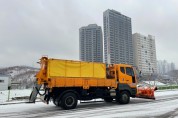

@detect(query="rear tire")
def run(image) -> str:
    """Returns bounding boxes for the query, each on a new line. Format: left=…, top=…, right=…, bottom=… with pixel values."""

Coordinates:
left=61, top=92, right=77, bottom=110
left=116, top=91, right=130, bottom=104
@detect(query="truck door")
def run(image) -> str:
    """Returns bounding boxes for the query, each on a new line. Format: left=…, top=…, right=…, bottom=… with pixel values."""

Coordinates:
left=119, top=67, right=126, bottom=83
left=125, top=67, right=136, bottom=84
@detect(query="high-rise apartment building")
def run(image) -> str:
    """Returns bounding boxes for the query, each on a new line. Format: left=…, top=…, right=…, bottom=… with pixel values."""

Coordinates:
left=79, top=24, right=103, bottom=62
left=103, top=9, right=133, bottom=65
left=133, top=33, right=157, bottom=74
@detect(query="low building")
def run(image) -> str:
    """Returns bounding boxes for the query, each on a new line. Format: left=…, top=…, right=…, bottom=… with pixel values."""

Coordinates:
left=0, top=74, right=11, bottom=91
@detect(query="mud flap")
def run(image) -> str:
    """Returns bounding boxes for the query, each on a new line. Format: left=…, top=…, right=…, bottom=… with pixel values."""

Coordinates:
left=29, top=84, right=42, bottom=103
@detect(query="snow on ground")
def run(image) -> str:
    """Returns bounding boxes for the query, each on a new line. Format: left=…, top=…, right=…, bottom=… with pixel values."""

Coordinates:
left=0, top=89, right=32, bottom=103
left=0, top=89, right=178, bottom=118
left=1, top=88, right=177, bottom=103
left=155, top=89, right=178, bottom=97
left=0, top=102, right=50, bottom=113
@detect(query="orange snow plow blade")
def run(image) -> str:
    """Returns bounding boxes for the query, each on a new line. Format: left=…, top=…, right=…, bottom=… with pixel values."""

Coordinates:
left=136, top=85, right=157, bottom=100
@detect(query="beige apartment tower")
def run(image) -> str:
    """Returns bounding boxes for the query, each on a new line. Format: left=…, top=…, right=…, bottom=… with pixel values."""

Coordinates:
left=133, top=33, right=157, bottom=74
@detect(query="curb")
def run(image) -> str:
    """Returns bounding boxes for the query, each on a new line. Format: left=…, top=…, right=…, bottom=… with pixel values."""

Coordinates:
left=0, top=101, right=41, bottom=105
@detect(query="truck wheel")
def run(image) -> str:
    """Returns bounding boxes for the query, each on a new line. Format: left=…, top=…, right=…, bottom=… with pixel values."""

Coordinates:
left=117, top=91, right=130, bottom=104
left=61, top=92, right=77, bottom=110
left=104, top=97, right=113, bottom=102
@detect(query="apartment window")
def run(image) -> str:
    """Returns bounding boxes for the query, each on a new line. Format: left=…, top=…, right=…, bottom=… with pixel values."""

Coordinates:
left=0, top=80, right=4, bottom=83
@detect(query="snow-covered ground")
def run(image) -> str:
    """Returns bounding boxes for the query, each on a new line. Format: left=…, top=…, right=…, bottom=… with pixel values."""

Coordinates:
left=155, top=89, right=178, bottom=97
left=0, top=89, right=178, bottom=118
left=1, top=88, right=177, bottom=103
left=0, top=89, right=32, bottom=103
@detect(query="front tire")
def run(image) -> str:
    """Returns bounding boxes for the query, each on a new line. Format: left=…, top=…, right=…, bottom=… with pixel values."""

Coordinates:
left=61, top=92, right=77, bottom=110
left=117, top=91, right=130, bottom=104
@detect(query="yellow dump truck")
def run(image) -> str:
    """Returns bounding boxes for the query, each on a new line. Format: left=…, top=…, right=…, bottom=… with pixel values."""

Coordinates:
left=29, top=57, right=139, bottom=109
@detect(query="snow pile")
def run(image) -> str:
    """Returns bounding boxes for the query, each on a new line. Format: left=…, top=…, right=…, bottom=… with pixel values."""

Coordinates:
left=143, top=81, right=166, bottom=86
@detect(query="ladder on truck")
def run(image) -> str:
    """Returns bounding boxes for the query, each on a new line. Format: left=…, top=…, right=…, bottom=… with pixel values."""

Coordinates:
left=29, top=83, right=42, bottom=103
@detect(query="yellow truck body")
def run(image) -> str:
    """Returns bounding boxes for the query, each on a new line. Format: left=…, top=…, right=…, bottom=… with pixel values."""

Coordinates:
left=36, top=57, right=136, bottom=89
left=47, top=59, right=106, bottom=78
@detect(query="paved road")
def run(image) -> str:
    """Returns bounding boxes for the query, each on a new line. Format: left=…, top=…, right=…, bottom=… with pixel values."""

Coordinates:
left=0, top=91, right=178, bottom=118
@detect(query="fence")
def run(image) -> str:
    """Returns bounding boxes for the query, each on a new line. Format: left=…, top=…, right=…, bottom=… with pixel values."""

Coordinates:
left=158, top=85, right=178, bottom=90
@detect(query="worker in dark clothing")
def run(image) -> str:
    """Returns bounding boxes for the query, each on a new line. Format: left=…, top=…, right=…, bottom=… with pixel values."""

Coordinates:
left=44, top=88, right=51, bottom=104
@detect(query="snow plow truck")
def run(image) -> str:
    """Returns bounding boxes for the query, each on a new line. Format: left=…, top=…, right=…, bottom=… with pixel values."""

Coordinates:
left=29, top=57, right=156, bottom=110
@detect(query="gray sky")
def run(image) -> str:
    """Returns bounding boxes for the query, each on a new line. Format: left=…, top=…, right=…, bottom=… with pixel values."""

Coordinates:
left=0, top=0, right=178, bottom=68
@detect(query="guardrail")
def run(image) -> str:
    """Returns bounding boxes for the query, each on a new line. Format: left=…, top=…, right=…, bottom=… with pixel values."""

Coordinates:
left=157, top=85, right=178, bottom=90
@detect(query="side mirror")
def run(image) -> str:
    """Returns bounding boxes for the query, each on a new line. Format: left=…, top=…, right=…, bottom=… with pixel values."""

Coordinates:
left=139, top=71, right=142, bottom=77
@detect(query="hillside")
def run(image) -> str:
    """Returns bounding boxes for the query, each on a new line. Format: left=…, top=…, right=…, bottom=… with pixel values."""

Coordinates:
left=0, top=66, right=39, bottom=89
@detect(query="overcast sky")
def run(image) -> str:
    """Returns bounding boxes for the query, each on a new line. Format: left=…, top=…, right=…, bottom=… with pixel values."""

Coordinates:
left=0, top=0, right=178, bottom=68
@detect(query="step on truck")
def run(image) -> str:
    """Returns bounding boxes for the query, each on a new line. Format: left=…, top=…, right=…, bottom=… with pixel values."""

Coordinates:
left=29, top=57, right=156, bottom=110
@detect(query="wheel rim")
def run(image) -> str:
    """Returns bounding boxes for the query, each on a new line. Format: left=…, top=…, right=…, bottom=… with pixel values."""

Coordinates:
left=65, top=96, right=75, bottom=107
left=122, top=94, right=128, bottom=102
